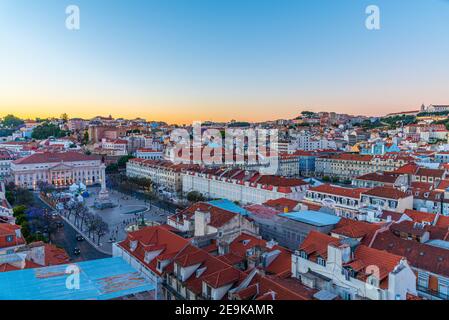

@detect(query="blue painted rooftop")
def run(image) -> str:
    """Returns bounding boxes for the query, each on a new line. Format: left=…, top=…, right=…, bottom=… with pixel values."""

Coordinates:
left=208, top=199, right=249, bottom=216
left=0, top=257, right=154, bottom=300
left=426, top=239, right=449, bottom=250
left=278, top=210, right=341, bottom=227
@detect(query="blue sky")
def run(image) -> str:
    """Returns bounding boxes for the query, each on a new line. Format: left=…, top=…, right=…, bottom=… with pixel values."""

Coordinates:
left=0, top=0, right=448, bottom=123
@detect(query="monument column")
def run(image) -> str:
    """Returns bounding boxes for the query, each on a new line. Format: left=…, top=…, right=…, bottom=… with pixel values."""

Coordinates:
left=98, top=164, right=109, bottom=200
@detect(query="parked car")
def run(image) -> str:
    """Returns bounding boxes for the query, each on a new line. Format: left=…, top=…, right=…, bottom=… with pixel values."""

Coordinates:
left=76, top=235, right=84, bottom=241
left=73, top=248, right=81, bottom=255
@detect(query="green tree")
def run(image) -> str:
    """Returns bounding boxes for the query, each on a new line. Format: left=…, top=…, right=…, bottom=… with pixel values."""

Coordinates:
left=118, top=155, right=135, bottom=168
left=13, top=205, right=27, bottom=217
left=2, top=114, right=24, bottom=128
left=32, top=122, right=68, bottom=140
left=187, top=191, right=205, bottom=203
left=6, top=184, right=34, bottom=207
left=61, top=113, right=69, bottom=123
left=106, top=163, right=119, bottom=174
left=82, top=131, right=89, bottom=145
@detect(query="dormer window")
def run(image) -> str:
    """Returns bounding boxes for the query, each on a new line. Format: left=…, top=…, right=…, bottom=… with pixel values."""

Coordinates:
left=317, top=257, right=326, bottom=267
left=299, top=250, right=308, bottom=259
left=130, top=240, right=138, bottom=252
left=368, top=275, right=379, bottom=287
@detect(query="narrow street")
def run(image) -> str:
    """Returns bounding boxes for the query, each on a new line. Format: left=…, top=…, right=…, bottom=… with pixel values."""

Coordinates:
left=33, top=193, right=110, bottom=262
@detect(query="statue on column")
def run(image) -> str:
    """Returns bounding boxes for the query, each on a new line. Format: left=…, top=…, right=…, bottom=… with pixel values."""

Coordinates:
left=98, top=163, right=109, bottom=200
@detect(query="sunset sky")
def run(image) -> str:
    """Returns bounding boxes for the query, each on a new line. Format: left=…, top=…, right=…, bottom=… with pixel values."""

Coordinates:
left=0, top=0, right=449, bottom=124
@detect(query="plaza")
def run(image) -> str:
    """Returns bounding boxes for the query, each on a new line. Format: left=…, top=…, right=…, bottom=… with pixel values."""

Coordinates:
left=56, top=186, right=172, bottom=255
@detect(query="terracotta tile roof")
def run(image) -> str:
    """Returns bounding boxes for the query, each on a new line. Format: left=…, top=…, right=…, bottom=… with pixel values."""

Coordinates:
left=244, top=204, right=280, bottom=218
left=169, top=202, right=237, bottom=229
left=351, top=245, right=403, bottom=287
left=407, top=188, right=443, bottom=201
left=42, top=243, right=70, bottom=266
left=0, top=263, right=20, bottom=272
left=203, top=267, right=242, bottom=289
left=407, top=293, right=423, bottom=300
left=332, top=218, right=384, bottom=240
left=436, top=179, right=449, bottom=191
left=390, top=220, right=449, bottom=241
left=435, top=215, right=449, bottom=229
left=416, top=168, right=445, bottom=178
left=234, top=283, right=259, bottom=299
left=300, top=231, right=403, bottom=289
left=410, top=182, right=433, bottom=191
left=263, top=198, right=300, bottom=212
left=118, top=225, right=190, bottom=276
left=299, top=231, right=341, bottom=260
left=328, top=154, right=373, bottom=162
left=175, top=249, right=209, bottom=268
left=0, top=224, right=25, bottom=249
left=13, top=151, right=101, bottom=165
left=309, top=184, right=368, bottom=199
left=379, top=210, right=403, bottom=222
left=403, top=209, right=436, bottom=224
left=228, top=233, right=292, bottom=276
left=394, top=163, right=419, bottom=175
left=362, top=187, right=409, bottom=200
left=217, top=253, right=246, bottom=266
left=355, top=172, right=398, bottom=184
left=370, top=230, right=449, bottom=278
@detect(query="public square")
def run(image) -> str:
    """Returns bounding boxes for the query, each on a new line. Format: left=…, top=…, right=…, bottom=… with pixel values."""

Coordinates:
left=57, top=186, right=173, bottom=255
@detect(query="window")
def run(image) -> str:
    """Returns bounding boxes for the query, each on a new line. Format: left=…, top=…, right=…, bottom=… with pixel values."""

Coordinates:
left=204, top=285, right=212, bottom=299
left=418, top=272, right=429, bottom=289
left=438, top=279, right=449, bottom=297
left=317, top=257, right=326, bottom=267
left=342, top=291, right=352, bottom=300
left=299, top=250, right=308, bottom=259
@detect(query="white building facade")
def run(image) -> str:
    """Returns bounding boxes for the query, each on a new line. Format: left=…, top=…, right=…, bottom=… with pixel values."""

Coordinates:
left=11, top=152, right=104, bottom=190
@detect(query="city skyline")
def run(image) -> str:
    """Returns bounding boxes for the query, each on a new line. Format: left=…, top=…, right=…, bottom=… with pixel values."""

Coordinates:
left=1, top=0, right=449, bottom=123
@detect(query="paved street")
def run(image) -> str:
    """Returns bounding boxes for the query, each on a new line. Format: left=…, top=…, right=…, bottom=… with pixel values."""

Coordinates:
left=37, top=187, right=175, bottom=256
left=51, top=217, right=110, bottom=262
left=33, top=193, right=110, bottom=261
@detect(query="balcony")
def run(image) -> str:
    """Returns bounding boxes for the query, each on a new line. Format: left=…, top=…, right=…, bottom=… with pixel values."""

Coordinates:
left=417, top=285, right=449, bottom=300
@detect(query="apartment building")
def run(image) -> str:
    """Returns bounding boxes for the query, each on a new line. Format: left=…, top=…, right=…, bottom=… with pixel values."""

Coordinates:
left=303, top=184, right=368, bottom=219
left=291, top=231, right=417, bottom=300
left=113, top=225, right=316, bottom=300
left=11, top=151, right=104, bottom=190
left=167, top=200, right=259, bottom=243
left=126, top=158, right=193, bottom=193
left=360, top=187, right=413, bottom=213
left=245, top=203, right=341, bottom=250
left=135, top=148, right=164, bottom=160
left=353, top=172, right=408, bottom=189
left=0, top=149, right=15, bottom=180
left=316, top=153, right=414, bottom=180
left=0, top=224, right=25, bottom=255
left=370, top=228, right=449, bottom=300
left=182, top=167, right=309, bottom=205
left=315, top=154, right=374, bottom=179
left=412, top=168, right=446, bottom=187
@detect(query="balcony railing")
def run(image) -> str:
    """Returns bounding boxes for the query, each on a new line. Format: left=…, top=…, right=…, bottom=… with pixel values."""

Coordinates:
left=417, top=285, right=449, bottom=300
